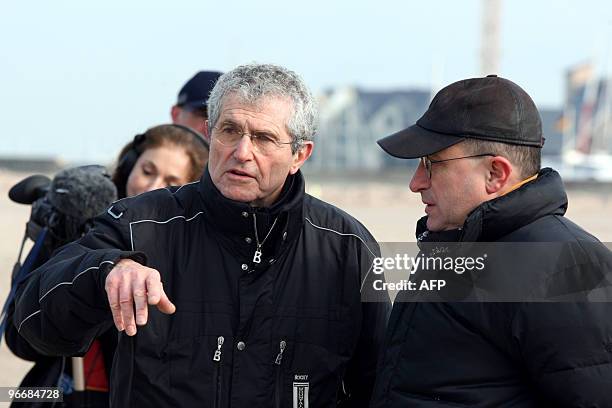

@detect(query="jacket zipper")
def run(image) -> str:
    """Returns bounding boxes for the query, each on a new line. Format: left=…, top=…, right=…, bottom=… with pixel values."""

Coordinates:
left=212, top=336, right=224, bottom=408
left=274, top=340, right=286, bottom=408
left=340, top=378, right=350, bottom=401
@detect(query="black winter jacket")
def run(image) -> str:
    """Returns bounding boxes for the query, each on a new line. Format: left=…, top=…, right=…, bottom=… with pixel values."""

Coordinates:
left=370, top=168, right=612, bottom=407
left=14, top=169, right=391, bottom=407
left=6, top=237, right=115, bottom=408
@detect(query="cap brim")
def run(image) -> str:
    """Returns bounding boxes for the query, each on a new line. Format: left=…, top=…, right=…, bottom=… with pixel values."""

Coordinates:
left=377, top=124, right=465, bottom=159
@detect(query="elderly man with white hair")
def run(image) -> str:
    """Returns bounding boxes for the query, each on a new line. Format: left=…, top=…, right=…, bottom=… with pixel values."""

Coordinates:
left=15, top=63, right=390, bottom=408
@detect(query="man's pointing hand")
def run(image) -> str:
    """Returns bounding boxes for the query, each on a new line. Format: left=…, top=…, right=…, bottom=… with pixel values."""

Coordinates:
left=105, top=258, right=176, bottom=336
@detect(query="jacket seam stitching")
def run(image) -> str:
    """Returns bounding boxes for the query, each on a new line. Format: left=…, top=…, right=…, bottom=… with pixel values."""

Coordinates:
left=129, top=212, right=204, bottom=251
left=304, top=217, right=377, bottom=292
left=17, top=260, right=116, bottom=333
left=304, top=217, right=376, bottom=256
left=17, top=310, right=41, bottom=333
left=39, top=260, right=116, bottom=303
left=166, top=180, right=200, bottom=194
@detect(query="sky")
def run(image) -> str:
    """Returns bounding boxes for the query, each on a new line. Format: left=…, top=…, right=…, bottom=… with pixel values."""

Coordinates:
left=1, top=0, right=611, bottom=162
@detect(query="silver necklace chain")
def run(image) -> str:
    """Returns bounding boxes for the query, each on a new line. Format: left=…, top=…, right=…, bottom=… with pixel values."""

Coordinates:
left=252, top=213, right=278, bottom=264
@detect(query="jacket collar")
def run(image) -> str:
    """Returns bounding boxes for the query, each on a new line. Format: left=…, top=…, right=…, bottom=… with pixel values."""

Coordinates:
left=416, top=167, right=568, bottom=243
left=197, top=167, right=305, bottom=262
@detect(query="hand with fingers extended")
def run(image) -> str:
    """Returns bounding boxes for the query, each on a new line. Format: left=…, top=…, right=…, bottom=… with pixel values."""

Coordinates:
left=105, top=258, right=176, bottom=336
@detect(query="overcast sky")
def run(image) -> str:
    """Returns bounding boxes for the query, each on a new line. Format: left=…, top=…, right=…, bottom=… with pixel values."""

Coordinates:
left=1, top=0, right=611, bottom=162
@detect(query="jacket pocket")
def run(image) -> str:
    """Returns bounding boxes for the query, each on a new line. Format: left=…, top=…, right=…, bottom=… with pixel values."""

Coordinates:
left=167, top=333, right=231, bottom=407
left=165, top=301, right=233, bottom=406
left=274, top=340, right=342, bottom=408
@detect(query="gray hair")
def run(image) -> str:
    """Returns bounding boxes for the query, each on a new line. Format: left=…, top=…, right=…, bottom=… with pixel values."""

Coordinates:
left=207, top=63, right=318, bottom=153
left=462, top=138, right=541, bottom=179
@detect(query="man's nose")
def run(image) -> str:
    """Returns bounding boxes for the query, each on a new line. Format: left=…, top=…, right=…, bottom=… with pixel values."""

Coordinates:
left=409, top=160, right=430, bottom=193
left=233, top=134, right=255, bottom=162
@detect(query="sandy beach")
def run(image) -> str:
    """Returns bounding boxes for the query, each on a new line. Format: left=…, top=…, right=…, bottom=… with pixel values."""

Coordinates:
left=0, top=169, right=610, bottom=404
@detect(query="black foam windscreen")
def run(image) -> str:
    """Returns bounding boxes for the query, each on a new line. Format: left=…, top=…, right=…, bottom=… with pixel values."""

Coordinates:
left=48, top=165, right=117, bottom=223
left=8, top=175, right=52, bottom=204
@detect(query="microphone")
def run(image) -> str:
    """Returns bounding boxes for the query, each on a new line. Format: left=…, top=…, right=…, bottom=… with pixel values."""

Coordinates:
left=1, top=166, right=118, bottom=342
left=21, top=165, right=118, bottom=245
left=47, top=165, right=117, bottom=224
left=8, top=175, right=51, bottom=204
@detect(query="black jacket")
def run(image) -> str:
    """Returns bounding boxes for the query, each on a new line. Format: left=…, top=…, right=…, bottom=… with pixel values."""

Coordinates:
left=5, top=220, right=115, bottom=408
left=14, top=169, right=391, bottom=408
left=370, top=168, right=612, bottom=407
left=5, top=321, right=114, bottom=408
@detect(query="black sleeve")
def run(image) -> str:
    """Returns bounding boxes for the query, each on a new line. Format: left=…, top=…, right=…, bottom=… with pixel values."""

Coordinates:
left=5, top=300, right=43, bottom=361
left=12, top=207, right=146, bottom=357
left=513, top=302, right=612, bottom=407
left=5, top=245, right=56, bottom=361
left=341, top=238, right=391, bottom=408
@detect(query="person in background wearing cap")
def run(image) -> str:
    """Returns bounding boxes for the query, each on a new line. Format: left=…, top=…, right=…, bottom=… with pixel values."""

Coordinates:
left=170, top=71, right=223, bottom=140
left=369, top=75, right=612, bottom=407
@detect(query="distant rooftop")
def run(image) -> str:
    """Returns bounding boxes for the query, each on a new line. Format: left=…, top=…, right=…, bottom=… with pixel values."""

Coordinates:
left=0, top=156, right=64, bottom=173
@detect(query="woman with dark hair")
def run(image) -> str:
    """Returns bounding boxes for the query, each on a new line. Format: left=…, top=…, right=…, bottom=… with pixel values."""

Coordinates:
left=112, top=124, right=209, bottom=198
left=6, top=124, right=209, bottom=407
left=74, top=123, right=210, bottom=404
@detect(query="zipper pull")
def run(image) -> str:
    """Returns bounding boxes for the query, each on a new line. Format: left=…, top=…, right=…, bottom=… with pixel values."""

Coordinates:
left=213, top=336, right=224, bottom=362
left=274, top=340, right=286, bottom=365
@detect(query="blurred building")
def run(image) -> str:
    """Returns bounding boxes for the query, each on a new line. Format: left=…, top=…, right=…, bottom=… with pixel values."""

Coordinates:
left=562, top=63, right=612, bottom=156
left=308, top=86, right=564, bottom=172
left=545, top=62, right=612, bottom=182
left=541, top=109, right=564, bottom=156
left=307, top=87, right=430, bottom=172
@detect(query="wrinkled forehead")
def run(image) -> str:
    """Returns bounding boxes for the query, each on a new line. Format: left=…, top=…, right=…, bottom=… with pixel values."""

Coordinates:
left=219, top=91, right=293, bottom=112
left=217, top=92, right=294, bottom=128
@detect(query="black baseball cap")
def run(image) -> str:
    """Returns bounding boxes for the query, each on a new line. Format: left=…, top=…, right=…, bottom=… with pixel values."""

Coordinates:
left=378, top=75, right=544, bottom=159
left=176, top=71, right=223, bottom=110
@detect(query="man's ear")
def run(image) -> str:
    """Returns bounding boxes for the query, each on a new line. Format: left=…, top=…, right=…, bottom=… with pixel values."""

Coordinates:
left=485, top=156, right=514, bottom=195
left=289, top=142, right=314, bottom=175
left=171, top=105, right=181, bottom=123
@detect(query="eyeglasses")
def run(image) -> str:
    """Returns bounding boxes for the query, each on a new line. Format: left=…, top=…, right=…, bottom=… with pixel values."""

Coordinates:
left=420, top=153, right=495, bottom=180
left=212, top=123, right=293, bottom=154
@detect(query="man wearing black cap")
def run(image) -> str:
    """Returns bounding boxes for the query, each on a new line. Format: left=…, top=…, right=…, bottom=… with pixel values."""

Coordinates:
left=171, top=70, right=223, bottom=139
left=369, top=76, right=612, bottom=407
